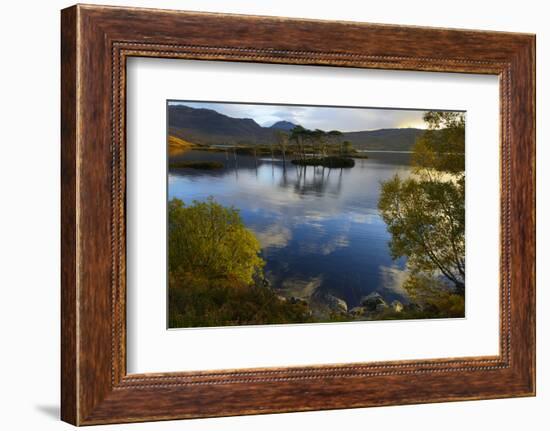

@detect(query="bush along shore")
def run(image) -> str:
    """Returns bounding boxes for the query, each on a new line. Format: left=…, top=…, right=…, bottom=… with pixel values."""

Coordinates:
left=167, top=197, right=463, bottom=327
left=303, top=290, right=465, bottom=322
left=168, top=198, right=317, bottom=327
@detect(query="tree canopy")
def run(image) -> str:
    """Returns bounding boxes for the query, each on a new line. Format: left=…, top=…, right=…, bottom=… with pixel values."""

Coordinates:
left=378, top=111, right=466, bottom=310
left=412, top=111, right=465, bottom=174
left=289, top=126, right=348, bottom=158
left=168, top=272, right=314, bottom=328
left=168, top=197, right=323, bottom=327
left=168, top=197, right=264, bottom=285
left=379, top=174, right=465, bottom=294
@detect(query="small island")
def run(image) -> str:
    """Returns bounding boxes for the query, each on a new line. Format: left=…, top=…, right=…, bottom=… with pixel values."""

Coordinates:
left=168, top=124, right=368, bottom=170
left=291, top=156, right=355, bottom=168
left=169, top=160, right=224, bottom=170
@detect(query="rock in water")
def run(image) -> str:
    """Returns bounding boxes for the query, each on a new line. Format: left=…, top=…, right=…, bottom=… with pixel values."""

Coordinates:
left=360, top=292, right=388, bottom=311
left=349, top=306, right=368, bottom=317
left=310, top=290, right=348, bottom=314
left=375, top=303, right=387, bottom=313
left=325, top=294, right=348, bottom=313
left=391, top=300, right=404, bottom=312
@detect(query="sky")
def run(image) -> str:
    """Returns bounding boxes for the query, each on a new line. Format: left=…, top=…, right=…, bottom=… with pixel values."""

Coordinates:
left=169, top=101, right=437, bottom=132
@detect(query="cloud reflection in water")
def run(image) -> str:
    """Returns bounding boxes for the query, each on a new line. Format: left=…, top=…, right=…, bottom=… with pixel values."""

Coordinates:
left=169, top=150, right=412, bottom=308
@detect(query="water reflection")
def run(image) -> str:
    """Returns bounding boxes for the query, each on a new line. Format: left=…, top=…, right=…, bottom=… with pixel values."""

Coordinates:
left=169, top=150, right=412, bottom=308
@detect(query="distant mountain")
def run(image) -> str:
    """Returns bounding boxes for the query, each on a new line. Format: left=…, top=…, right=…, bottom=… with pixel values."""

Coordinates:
left=169, top=104, right=426, bottom=151
left=169, top=105, right=275, bottom=145
left=269, top=120, right=298, bottom=131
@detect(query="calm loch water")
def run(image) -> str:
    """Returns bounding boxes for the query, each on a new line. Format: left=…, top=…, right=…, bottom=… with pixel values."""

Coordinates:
left=168, top=150, right=413, bottom=309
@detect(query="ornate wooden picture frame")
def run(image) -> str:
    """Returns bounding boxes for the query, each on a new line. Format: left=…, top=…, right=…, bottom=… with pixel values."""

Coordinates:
left=61, top=4, right=535, bottom=425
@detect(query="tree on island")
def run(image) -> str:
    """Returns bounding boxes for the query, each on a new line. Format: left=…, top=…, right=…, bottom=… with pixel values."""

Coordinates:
left=275, top=130, right=289, bottom=164
left=311, top=129, right=322, bottom=157
left=342, top=140, right=354, bottom=155
left=288, top=126, right=356, bottom=167
left=290, top=125, right=308, bottom=160
left=327, top=130, right=343, bottom=154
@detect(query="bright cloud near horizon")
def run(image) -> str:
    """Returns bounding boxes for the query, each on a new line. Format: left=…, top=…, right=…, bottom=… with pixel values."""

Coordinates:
left=169, top=101, right=447, bottom=132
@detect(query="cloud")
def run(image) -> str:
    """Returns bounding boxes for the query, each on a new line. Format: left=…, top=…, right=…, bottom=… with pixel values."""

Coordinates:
left=347, top=212, right=379, bottom=224
left=278, top=275, right=324, bottom=299
left=319, top=234, right=350, bottom=255
left=252, top=224, right=292, bottom=250
left=378, top=265, right=409, bottom=295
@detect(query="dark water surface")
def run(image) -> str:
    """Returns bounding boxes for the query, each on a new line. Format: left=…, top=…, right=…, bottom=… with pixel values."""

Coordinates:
left=169, top=150, right=413, bottom=308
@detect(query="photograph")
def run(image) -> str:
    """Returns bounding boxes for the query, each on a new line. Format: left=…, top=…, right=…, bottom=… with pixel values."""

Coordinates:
left=167, top=101, right=466, bottom=328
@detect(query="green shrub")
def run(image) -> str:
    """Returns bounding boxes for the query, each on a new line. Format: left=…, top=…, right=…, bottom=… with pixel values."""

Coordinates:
left=168, top=272, right=314, bottom=328
left=169, top=198, right=264, bottom=285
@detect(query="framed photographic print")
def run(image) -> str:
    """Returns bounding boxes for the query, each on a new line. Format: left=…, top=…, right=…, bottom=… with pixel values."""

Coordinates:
left=164, top=101, right=466, bottom=329
left=61, top=4, right=535, bottom=425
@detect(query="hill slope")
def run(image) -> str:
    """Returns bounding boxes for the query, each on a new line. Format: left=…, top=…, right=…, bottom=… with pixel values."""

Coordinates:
left=169, top=104, right=426, bottom=151
left=269, top=120, right=298, bottom=131
left=169, top=105, right=274, bottom=145
left=342, top=128, right=426, bottom=151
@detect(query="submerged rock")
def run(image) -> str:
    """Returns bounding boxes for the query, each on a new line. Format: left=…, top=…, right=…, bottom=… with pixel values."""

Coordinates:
left=279, top=276, right=323, bottom=301
left=391, top=300, right=404, bottom=312
left=288, top=296, right=308, bottom=305
left=310, top=290, right=348, bottom=316
left=404, top=302, right=421, bottom=312
left=375, top=303, right=388, bottom=313
left=349, top=306, right=368, bottom=317
left=322, top=293, right=348, bottom=313
left=360, top=292, right=388, bottom=311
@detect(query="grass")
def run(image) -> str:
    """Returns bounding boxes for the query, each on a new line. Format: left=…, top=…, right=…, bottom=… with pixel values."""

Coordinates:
left=169, top=161, right=224, bottom=170
left=169, top=273, right=314, bottom=328
left=168, top=135, right=195, bottom=155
